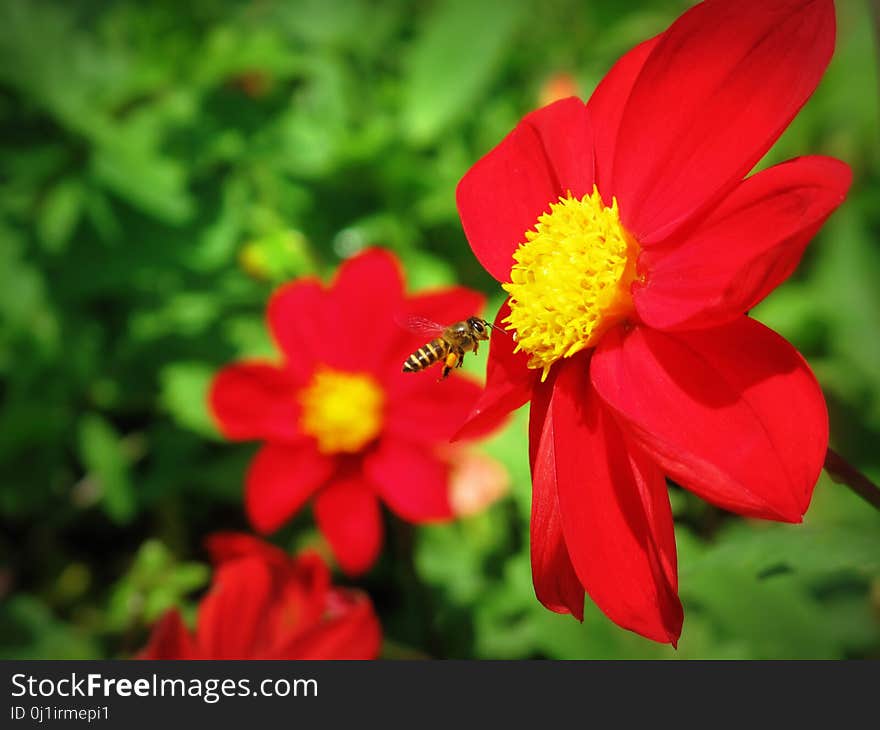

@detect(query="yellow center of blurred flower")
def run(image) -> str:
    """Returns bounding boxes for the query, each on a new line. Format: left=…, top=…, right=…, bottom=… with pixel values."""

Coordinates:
left=502, top=186, right=639, bottom=381
left=299, top=367, right=384, bottom=454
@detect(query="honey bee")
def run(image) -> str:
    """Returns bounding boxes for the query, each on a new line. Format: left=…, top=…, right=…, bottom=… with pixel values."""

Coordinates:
left=401, top=316, right=497, bottom=379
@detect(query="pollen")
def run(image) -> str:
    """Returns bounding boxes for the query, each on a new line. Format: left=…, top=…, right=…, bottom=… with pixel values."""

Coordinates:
left=502, top=186, right=639, bottom=380
left=299, top=367, right=384, bottom=454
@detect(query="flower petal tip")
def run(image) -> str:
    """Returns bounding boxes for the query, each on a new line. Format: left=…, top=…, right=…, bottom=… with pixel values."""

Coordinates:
left=536, top=596, right=585, bottom=623
left=449, top=409, right=488, bottom=443
left=247, top=511, right=279, bottom=536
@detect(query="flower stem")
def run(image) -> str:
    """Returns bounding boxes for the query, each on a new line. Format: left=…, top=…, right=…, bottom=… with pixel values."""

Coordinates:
left=824, top=448, right=880, bottom=512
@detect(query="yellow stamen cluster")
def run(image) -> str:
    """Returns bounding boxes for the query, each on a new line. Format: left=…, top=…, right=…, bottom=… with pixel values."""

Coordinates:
left=299, top=367, right=384, bottom=454
left=502, top=186, right=639, bottom=380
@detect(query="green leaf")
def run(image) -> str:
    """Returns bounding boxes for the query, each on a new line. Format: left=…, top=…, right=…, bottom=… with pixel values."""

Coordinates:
left=37, top=178, right=83, bottom=253
left=239, top=229, right=317, bottom=283
left=106, top=540, right=209, bottom=633
left=678, top=484, right=880, bottom=659
left=91, top=136, right=194, bottom=224
left=0, top=225, right=58, bottom=355
left=189, top=177, right=249, bottom=272
left=159, top=362, right=220, bottom=439
left=682, top=568, right=841, bottom=658
left=399, top=249, right=456, bottom=291
left=0, top=596, right=99, bottom=660
left=416, top=523, right=488, bottom=605
left=401, top=0, right=525, bottom=145
left=77, top=413, right=136, bottom=524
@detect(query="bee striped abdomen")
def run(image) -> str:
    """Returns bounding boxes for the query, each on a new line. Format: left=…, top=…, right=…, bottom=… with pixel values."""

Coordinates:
left=403, top=338, right=448, bottom=372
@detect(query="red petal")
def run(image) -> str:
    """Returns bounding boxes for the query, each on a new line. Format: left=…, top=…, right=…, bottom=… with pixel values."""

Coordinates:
left=138, top=610, right=195, bottom=659
left=204, top=532, right=290, bottom=568
left=587, top=35, right=660, bottom=192
left=528, top=373, right=585, bottom=620
left=261, top=552, right=331, bottom=649
left=208, top=362, right=303, bottom=442
left=543, top=358, right=681, bottom=643
left=608, top=0, right=836, bottom=243
left=314, top=477, right=384, bottom=576
left=386, top=373, right=488, bottom=443
left=287, top=550, right=332, bottom=603
left=245, top=443, right=335, bottom=534
left=269, top=250, right=407, bottom=377
left=456, top=97, right=594, bottom=281
left=326, top=248, right=405, bottom=372
left=195, top=557, right=274, bottom=659
left=454, top=299, right=537, bottom=441
left=281, top=591, right=382, bottom=660
left=401, top=287, right=487, bottom=327
left=267, top=278, right=328, bottom=382
left=591, top=319, right=828, bottom=521
left=363, top=438, right=453, bottom=523
left=635, top=156, right=851, bottom=330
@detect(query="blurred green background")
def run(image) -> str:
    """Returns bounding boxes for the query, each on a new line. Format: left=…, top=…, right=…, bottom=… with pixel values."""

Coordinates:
left=1, top=0, right=878, bottom=659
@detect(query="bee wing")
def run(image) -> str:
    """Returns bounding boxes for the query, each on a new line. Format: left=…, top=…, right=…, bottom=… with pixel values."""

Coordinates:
left=395, top=314, right=446, bottom=337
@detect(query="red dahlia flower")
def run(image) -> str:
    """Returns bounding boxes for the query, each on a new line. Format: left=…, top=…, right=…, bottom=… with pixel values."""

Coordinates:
left=139, top=533, right=381, bottom=659
left=455, top=0, right=850, bottom=644
left=209, top=248, right=498, bottom=575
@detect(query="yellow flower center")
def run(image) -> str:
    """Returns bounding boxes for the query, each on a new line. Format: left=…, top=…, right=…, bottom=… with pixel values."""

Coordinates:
left=298, top=367, right=384, bottom=454
left=502, top=186, right=639, bottom=380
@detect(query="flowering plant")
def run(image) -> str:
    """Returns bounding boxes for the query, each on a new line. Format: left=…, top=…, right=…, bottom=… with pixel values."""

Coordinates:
left=139, top=534, right=381, bottom=659
left=210, top=248, right=501, bottom=574
left=455, top=0, right=850, bottom=643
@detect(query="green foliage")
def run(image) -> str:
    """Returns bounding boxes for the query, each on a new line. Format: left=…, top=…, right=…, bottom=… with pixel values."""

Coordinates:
left=78, top=413, right=137, bottom=523
left=106, top=540, right=209, bottom=635
left=0, top=0, right=878, bottom=660
left=158, top=362, right=220, bottom=439
left=0, top=596, right=99, bottom=660
left=402, top=0, right=526, bottom=145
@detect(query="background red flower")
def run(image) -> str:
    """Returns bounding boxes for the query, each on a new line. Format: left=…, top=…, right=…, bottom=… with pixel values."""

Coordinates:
left=139, top=534, right=381, bottom=660
left=209, top=248, right=502, bottom=575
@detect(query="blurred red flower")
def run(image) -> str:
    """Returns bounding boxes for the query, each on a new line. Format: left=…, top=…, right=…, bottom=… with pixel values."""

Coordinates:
left=209, top=248, right=499, bottom=575
left=445, top=447, right=510, bottom=518
left=139, top=533, right=381, bottom=659
left=455, top=0, right=849, bottom=644
left=537, top=72, right=579, bottom=108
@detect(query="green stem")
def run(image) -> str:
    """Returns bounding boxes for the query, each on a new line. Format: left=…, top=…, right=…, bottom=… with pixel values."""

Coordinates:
left=824, top=448, right=880, bottom=512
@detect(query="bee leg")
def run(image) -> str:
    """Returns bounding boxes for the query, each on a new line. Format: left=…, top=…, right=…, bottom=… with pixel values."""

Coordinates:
left=472, top=342, right=479, bottom=355
left=454, top=347, right=466, bottom=370
left=440, top=351, right=459, bottom=380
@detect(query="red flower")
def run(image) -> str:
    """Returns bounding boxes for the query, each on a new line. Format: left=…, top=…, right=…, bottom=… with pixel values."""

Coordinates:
left=138, top=533, right=381, bottom=659
left=209, top=248, right=499, bottom=575
left=455, top=0, right=849, bottom=644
